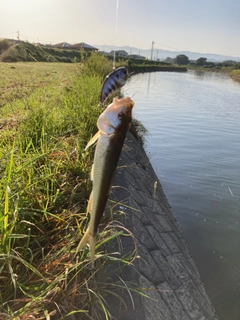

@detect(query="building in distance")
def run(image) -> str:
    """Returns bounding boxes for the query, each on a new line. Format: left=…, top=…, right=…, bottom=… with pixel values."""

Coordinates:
left=50, top=42, right=98, bottom=52
left=109, top=50, right=128, bottom=58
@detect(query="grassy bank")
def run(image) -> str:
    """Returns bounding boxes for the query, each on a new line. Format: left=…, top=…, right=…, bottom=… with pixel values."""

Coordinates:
left=0, top=40, right=187, bottom=74
left=105, top=55, right=187, bottom=73
left=230, top=69, right=240, bottom=82
left=187, top=64, right=240, bottom=81
left=0, top=55, right=138, bottom=319
left=128, top=64, right=187, bottom=74
left=0, top=41, right=81, bottom=63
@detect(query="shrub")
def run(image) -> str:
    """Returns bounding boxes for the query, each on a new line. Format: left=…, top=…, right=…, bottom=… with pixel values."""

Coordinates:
left=82, top=51, right=112, bottom=79
left=1, top=46, right=19, bottom=62
left=175, top=54, right=190, bottom=65
left=0, top=39, right=12, bottom=54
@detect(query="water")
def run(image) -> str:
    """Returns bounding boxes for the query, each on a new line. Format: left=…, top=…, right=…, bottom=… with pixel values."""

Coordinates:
left=123, top=71, right=240, bottom=320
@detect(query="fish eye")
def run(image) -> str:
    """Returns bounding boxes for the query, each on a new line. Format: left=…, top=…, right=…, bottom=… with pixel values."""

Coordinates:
left=118, top=112, right=123, bottom=120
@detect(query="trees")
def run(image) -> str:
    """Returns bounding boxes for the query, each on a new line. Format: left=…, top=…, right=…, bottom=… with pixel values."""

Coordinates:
left=164, top=57, right=175, bottom=63
left=196, top=57, right=207, bottom=66
left=175, top=54, right=189, bottom=65
left=0, top=39, right=11, bottom=54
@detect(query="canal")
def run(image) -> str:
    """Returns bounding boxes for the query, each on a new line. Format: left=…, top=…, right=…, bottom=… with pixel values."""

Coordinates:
left=123, top=70, right=240, bottom=320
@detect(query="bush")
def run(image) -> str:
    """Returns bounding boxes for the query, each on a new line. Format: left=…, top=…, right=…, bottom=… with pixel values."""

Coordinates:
left=1, top=46, right=19, bottom=62
left=57, top=56, right=72, bottom=63
left=0, top=39, right=12, bottom=54
left=196, top=57, right=207, bottom=66
left=82, top=51, right=112, bottom=79
left=175, top=54, right=189, bottom=65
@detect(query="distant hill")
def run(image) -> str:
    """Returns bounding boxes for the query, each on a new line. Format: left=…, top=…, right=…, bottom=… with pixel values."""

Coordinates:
left=0, top=40, right=81, bottom=63
left=95, top=44, right=240, bottom=62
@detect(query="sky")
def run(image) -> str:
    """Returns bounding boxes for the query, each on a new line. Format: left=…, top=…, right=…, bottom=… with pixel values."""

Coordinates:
left=1, top=0, right=240, bottom=57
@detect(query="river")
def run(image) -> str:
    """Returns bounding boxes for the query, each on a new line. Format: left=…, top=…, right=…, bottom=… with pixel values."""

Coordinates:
left=123, top=70, right=240, bottom=320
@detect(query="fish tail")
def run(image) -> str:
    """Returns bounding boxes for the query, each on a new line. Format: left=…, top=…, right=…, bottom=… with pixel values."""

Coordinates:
left=76, top=227, right=96, bottom=267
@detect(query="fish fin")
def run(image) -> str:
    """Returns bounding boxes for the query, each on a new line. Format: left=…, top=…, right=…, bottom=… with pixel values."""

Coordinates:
left=98, top=102, right=105, bottom=110
left=90, top=163, right=94, bottom=181
left=87, top=190, right=93, bottom=214
left=76, top=227, right=96, bottom=267
left=85, top=131, right=101, bottom=150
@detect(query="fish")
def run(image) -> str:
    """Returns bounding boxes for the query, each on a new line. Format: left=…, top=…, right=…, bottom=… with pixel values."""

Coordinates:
left=76, top=97, right=134, bottom=266
left=100, top=66, right=129, bottom=105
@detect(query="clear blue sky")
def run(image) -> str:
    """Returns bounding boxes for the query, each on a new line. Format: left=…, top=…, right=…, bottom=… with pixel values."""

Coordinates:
left=1, top=0, right=240, bottom=57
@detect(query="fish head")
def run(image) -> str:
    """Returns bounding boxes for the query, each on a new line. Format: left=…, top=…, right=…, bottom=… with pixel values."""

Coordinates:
left=97, top=97, right=134, bottom=135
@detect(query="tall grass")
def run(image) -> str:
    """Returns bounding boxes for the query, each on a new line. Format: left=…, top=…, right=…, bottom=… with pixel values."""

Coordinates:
left=230, top=69, right=240, bottom=81
left=0, top=54, right=138, bottom=319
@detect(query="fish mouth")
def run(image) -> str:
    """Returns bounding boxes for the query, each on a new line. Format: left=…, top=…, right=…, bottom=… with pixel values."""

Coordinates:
left=122, top=99, right=134, bottom=124
left=128, top=100, right=134, bottom=109
left=125, top=100, right=134, bottom=116
left=120, top=97, right=134, bottom=115
left=116, top=97, right=134, bottom=108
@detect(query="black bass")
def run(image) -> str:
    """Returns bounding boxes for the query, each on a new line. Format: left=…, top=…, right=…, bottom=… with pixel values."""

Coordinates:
left=76, top=97, right=134, bottom=266
left=100, top=66, right=129, bottom=105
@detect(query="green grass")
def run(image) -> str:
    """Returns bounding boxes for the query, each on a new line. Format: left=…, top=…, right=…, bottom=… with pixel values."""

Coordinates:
left=230, top=69, right=240, bottom=82
left=0, top=62, right=77, bottom=108
left=0, top=41, right=82, bottom=63
left=0, top=54, right=139, bottom=319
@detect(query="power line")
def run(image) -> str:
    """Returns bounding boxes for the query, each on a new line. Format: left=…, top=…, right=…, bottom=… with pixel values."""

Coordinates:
left=154, top=41, right=181, bottom=51
left=0, top=31, right=52, bottom=44
left=0, top=31, right=18, bottom=36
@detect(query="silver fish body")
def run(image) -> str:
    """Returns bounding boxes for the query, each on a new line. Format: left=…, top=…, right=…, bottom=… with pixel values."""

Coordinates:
left=100, top=66, right=129, bottom=105
left=76, top=97, right=134, bottom=266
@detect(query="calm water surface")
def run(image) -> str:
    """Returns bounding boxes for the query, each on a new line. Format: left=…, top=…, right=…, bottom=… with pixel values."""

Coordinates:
left=123, top=71, right=240, bottom=320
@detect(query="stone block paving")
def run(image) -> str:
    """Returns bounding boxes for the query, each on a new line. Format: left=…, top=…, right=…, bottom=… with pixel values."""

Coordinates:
left=107, top=133, right=218, bottom=320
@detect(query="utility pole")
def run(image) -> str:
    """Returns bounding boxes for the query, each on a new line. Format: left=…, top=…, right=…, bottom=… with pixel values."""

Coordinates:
left=17, top=30, right=20, bottom=41
left=150, top=41, right=154, bottom=60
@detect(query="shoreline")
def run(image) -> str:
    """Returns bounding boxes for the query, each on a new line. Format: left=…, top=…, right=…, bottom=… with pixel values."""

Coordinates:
left=128, top=64, right=240, bottom=84
left=129, top=65, right=187, bottom=74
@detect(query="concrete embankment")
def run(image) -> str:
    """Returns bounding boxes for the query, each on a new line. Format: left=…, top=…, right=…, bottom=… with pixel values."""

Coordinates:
left=105, top=132, right=218, bottom=320
left=129, top=65, right=187, bottom=74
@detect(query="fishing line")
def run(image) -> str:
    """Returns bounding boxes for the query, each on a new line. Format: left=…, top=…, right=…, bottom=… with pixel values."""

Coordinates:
left=113, top=0, right=119, bottom=70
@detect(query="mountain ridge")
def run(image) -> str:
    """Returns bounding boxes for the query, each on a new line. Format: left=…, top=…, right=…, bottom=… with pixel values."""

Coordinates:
left=94, top=44, right=240, bottom=62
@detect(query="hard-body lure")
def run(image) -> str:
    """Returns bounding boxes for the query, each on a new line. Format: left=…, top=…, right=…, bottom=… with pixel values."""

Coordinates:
left=100, top=66, right=129, bottom=105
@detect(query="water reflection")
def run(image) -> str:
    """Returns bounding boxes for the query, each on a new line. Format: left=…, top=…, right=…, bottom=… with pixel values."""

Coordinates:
left=193, top=70, right=205, bottom=78
left=124, top=71, right=240, bottom=320
left=147, top=72, right=152, bottom=93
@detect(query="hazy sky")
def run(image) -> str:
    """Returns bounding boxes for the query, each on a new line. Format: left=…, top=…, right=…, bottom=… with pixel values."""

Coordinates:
left=1, top=0, right=240, bottom=57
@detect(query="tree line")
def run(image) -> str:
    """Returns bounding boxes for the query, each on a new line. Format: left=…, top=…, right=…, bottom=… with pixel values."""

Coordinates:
left=165, top=54, right=240, bottom=69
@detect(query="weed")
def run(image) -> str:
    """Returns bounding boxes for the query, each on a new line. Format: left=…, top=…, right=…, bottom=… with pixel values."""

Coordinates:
left=0, top=54, right=139, bottom=318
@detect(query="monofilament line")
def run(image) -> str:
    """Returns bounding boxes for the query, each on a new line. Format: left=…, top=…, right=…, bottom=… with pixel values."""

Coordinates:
left=113, top=0, right=119, bottom=70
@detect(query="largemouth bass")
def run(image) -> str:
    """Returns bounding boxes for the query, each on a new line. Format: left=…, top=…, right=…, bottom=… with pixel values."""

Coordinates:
left=76, top=97, right=134, bottom=266
left=100, top=66, right=129, bottom=105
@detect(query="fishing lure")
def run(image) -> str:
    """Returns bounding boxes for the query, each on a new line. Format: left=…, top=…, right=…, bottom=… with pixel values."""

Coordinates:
left=100, top=66, right=129, bottom=105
